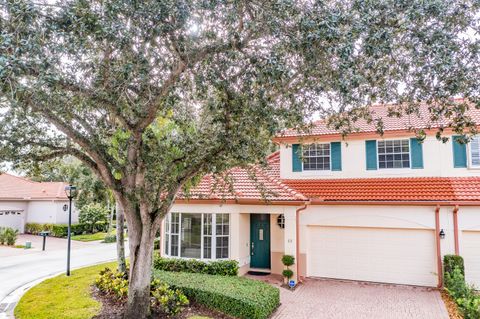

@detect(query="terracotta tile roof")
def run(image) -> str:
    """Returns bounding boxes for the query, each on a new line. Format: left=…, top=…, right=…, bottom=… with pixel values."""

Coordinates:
left=278, top=100, right=480, bottom=138
left=179, top=151, right=306, bottom=202
left=0, top=173, right=68, bottom=200
left=283, top=177, right=480, bottom=202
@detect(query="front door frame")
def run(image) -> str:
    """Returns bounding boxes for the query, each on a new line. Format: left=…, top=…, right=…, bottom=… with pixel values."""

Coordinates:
left=250, top=213, right=271, bottom=269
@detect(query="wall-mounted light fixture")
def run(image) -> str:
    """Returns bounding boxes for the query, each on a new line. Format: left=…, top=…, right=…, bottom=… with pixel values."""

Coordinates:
left=439, top=229, right=446, bottom=239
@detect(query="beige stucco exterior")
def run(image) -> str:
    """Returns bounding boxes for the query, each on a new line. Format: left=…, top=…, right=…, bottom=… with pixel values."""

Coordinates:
left=161, top=202, right=480, bottom=287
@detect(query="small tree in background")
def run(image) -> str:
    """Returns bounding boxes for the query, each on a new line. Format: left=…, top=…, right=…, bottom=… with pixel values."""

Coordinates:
left=79, top=203, right=109, bottom=233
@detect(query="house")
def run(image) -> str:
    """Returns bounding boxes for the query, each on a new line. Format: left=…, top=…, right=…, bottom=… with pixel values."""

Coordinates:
left=164, top=101, right=480, bottom=288
left=0, top=173, right=78, bottom=233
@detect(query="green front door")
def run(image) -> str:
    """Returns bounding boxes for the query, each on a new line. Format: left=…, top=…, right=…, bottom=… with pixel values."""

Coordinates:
left=250, top=214, right=271, bottom=269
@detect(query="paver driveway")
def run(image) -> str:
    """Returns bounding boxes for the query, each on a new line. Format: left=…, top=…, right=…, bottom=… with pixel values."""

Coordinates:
left=272, top=278, right=449, bottom=319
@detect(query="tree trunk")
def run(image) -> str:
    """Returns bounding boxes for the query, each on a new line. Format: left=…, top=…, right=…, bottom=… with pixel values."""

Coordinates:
left=116, top=202, right=127, bottom=274
left=124, top=217, right=156, bottom=319
left=107, top=199, right=114, bottom=233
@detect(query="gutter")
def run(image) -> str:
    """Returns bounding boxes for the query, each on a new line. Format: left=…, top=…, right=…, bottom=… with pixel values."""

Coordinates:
left=308, top=199, right=480, bottom=206
left=435, top=205, right=443, bottom=288
left=296, top=201, right=311, bottom=283
left=453, top=205, right=460, bottom=255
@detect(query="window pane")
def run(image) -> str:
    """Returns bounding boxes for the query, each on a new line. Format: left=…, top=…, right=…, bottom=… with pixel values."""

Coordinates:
left=471, top=137, right=480, bottom=167
left=216, top=236, right=229, bottom=259
left=171, top=234, right=179, bottom=257
left=181, top=213, right=202, bottom=258
left=203, top=236, right=211, bottom=259
left=302, top=143, right=331, bottom=171
left=378, top=139, right=410, bottom=169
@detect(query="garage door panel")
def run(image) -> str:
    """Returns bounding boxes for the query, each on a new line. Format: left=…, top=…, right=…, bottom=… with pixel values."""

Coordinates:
left=461, top=231, right=480, bottom=288
left=307, top=226, right=437, bottom=287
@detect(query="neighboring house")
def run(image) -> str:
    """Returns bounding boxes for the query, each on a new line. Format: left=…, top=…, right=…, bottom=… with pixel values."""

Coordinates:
left=0, top=173, right=78, bottom=233
left=160, top=101, right=480, bottom=289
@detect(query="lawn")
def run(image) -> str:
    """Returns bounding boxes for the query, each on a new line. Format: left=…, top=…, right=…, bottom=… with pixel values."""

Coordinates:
left=15, top=262, right=116, bottom=319
left=71, top=230, right=118, bottom=242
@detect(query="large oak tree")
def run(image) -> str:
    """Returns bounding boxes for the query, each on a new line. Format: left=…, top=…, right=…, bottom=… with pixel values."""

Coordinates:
left=1, top=0, right=479, bottom=317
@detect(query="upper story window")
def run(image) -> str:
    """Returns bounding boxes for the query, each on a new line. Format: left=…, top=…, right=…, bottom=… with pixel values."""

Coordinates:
left=378, top=140, right=410, bottom=169
left=303, top=143, right=330, bottom=171
left=470, top=137, right=480, bottom=168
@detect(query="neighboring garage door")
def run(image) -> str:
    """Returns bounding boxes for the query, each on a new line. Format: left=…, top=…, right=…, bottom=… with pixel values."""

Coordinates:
left=461, top=231, right=480, bottom=287
left=307, top=226, right=437, bottom=287
left=0, top=210, right=25, bottom=232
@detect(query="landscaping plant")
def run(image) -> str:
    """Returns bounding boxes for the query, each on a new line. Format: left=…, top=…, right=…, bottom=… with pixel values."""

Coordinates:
left=444, top=256, right=480, bottom=318
left=281, top=255, right=295, bottom=284
left=0, top=227, right=18, bottom=246
left=153, top=254, right=238, bottom=276
left=95, top=268, right=188, bottom=316
left=79, top=203, right=110, bottom=234
left=3, top=1, right=480, bottom=317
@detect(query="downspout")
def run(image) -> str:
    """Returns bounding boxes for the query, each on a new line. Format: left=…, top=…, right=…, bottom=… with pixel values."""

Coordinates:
left=453, top=205, right=460, bottom=255
left=296, top=201, right=310, bottom=283
left=435, top=205, right=443, bottom=288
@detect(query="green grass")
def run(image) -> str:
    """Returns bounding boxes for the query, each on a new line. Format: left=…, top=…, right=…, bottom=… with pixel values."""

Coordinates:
left=71, top=230, right=118, bottom=242
left=15, top=262, right=116, bottom=319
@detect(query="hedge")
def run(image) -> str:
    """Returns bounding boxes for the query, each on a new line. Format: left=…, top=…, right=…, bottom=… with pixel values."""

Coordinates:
left=25, top=222, right=107, bottom=237
left=153, top=254, right=238, bottom=276
left=154, top=270, right=279, bottom=319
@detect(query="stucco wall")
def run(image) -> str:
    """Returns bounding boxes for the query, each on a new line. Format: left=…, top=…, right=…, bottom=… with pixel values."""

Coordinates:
left=0, top=201, right=28, bottom=232
left=280, top=134, right=480, bottom=179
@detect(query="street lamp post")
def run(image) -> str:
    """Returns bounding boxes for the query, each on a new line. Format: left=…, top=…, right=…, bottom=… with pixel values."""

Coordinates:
left=64, top=185, right=77, bottom=276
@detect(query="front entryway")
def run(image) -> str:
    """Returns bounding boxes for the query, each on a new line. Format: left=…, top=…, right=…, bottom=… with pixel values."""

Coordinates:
left=250, top=214, right=271, bottom=269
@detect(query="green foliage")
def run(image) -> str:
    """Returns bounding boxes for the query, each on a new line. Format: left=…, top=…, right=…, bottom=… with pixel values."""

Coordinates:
left=102, top=234, right=116, bottom=243
left=281, top=255, right=295, bottom=267
left=0, top=227, right=19, bottom=246
left=444, top=266, right=480, bottom=319
left=282, top=269, right=293, bottom=280
left=444, top=254, right=465, bottom=277
left=25, top=223, right=88, bottom=237
left=154, top=270, right=279, bottom=319
left=25, top=223, right=54, bottom=235
left=153, top=255, right=238, bottom=276
left=95, top=268, right=189, bottom=316
left=79, top=203, right=109, bottom=233
left=151, top=279, right=189, bottom=316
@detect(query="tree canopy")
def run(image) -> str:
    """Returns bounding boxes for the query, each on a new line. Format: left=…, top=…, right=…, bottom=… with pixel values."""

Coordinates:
left=1, top=0, right=480, bottom=317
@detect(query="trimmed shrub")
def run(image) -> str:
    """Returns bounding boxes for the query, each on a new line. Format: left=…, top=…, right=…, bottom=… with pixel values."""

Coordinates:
left=153, top=254, right=238, bottom=276
left=444, top=254, right=465, bottom=277
left=25, top=223, right=86, bottom=237
left=103, top=234, right=116, bottom=243
left=25, top=223, right=54, bottom=235
left=281, top=255, right=295, bottom=267
left=154, top=270, right=279, bottom=319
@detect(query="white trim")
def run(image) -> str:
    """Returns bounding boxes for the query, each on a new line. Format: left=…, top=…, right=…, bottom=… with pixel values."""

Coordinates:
left=301, top=142, right=331, bottom=171
left=377, top=138, right=411, bottom=170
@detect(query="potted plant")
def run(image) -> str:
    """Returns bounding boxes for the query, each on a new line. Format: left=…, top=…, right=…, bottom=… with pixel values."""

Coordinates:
left=281, top=254, right=295, bottom=287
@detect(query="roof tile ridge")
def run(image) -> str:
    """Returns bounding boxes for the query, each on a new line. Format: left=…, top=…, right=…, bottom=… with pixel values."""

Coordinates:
left=253, top=164, right=307, bottom=200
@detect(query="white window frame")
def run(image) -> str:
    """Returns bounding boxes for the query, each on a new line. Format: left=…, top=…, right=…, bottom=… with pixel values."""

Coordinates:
left=302, top=143, right=331, bottom=171
left=468, top=136, right=480, bottom=169
left=164, top=212, right=230, bottom=260
left=377, top=139, right=411, bottom=170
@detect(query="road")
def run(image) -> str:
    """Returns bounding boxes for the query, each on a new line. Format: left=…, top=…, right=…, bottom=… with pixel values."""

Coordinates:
left=0, top=236, right=127, bottom=316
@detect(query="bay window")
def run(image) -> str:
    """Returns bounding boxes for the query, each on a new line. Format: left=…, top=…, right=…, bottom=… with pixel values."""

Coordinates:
left=164, top=212, right=229, bottom=259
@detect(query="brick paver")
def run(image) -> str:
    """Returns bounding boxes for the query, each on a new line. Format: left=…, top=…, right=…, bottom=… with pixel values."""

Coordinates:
left=271, top=278, right=448, bottom=319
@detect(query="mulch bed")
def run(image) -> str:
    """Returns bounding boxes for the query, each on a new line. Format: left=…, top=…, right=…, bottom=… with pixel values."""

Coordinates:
left=440, top=289, right=463, bottom=319
left=91, top=287, right=232, bottom=319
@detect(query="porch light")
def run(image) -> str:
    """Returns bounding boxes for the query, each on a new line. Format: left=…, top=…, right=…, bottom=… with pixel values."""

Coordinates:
left=439, top=229, right=445, bottom=239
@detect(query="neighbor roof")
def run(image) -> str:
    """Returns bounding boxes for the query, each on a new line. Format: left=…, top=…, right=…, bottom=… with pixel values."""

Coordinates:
left=0, top=173, right=68, bottom=200
left=276, top=99, right=480, bottom=140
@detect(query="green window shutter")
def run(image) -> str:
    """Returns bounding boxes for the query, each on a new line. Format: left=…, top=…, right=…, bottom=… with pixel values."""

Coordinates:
left=410, top=138, right=424, bottom=169
left=292, top=144, right=303, bottom=172
left=452, top=135, right=467, bottom=168
left=330, top=142, right=342, bottom=171
left=365, top=140, right=377, bottom=170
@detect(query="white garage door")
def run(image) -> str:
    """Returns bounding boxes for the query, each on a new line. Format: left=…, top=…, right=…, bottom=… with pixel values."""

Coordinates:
left=307, top=226, right=437, bottom=287
left=0, top=210, right=25, bottom=232
left=461, top=231, right=480, bottom=288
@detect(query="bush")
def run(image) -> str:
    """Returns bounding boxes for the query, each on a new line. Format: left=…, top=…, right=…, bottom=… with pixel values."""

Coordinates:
left=103, top=234, right=116, bottom=243
left=281, top=255, right=295, bottom=267
left=444, top=254, right=465, bottom=277
left=95, top=268, right=188, bottom=316
left=25, top=223, right=86, bottom=237
left=0, top=227, right=18, bottom=246
left=444, top=265, right=480, bottom=319
left=153, top=255, right=238, bottom=276
left=154, top=270, right=280, bottom=319
left=79, top=203, right=109, bottom=233
left=282, top=269, right=293, bottom=280
left=25, top=223, right=53, bottom=235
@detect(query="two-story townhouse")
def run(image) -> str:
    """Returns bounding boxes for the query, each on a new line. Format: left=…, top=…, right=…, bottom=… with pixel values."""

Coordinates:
left=159, top=101, right=480, bottom=289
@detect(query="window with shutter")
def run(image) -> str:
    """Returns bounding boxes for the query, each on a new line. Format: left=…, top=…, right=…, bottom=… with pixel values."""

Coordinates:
left=470, top=137, right=480, bottom=168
